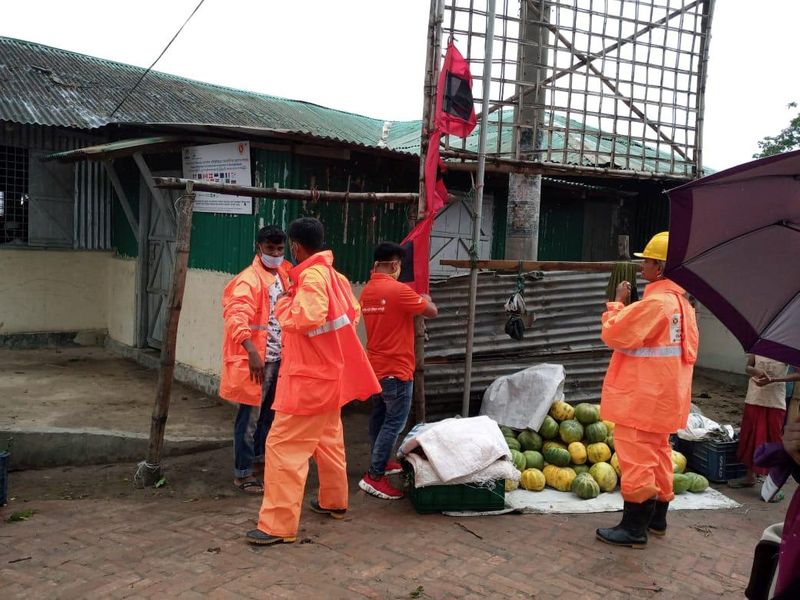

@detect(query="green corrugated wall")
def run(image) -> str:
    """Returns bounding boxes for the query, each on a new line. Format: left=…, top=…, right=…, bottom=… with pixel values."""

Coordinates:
left=111, top=149, right=415, bottom=281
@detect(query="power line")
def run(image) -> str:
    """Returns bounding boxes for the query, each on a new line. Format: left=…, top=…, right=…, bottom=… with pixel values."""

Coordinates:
left=109, top=0, right=207, bottom=119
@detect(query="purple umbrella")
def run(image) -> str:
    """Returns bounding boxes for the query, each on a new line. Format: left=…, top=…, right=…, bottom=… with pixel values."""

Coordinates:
left=666, top=149, right=800, bottom=366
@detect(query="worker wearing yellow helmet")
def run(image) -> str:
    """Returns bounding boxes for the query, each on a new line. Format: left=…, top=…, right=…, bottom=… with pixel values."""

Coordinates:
left=595, top=231, right=699, bottom=548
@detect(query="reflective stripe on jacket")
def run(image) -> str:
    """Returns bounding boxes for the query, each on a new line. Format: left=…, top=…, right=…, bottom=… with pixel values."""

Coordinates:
left=599, top=278, right=699, bottom=434
left=273, top=250, right=381, bottom=415
left=219, top=255, right=291, bottom=406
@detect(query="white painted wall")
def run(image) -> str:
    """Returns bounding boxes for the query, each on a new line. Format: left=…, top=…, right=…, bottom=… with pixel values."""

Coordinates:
left=106, top=256, right=136, bottom=346
left=696, top=302, right=746, bottom=374
left=0, top=248, right=111, bottom=334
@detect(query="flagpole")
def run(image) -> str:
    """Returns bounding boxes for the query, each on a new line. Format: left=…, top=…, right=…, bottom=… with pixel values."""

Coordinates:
left=462, top=0, right=496, bottom=418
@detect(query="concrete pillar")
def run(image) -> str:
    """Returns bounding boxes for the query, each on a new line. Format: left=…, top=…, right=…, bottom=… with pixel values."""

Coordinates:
left=505, top=0, right=549, bottom=260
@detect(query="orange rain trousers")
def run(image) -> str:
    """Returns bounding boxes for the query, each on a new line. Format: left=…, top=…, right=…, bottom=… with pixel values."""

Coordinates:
left=257, top=408, right=348, bottom=539
left=614, top=424, right=674, bottom=503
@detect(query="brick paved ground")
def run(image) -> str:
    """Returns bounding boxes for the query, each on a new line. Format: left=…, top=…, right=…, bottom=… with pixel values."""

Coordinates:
left=1, top=448, right=795, bottom=600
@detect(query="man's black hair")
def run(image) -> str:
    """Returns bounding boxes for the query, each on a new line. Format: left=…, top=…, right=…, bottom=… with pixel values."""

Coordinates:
left=287, top=217, right=324, bottom=252
left=256, top=225, right=286, bottom=245
left=374, top=241, right=406, bottom=262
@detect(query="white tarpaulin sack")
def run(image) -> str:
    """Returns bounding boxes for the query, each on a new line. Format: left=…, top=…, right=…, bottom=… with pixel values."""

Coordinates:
left=479, top=363, right=566, bottom=431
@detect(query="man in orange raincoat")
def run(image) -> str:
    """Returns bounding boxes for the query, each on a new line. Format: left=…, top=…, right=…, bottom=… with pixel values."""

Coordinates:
left=219, top=226, right=291, bottom=495
left=246, top=217, right=381, bottom=546
left=596, top=231, right=699, bottom=548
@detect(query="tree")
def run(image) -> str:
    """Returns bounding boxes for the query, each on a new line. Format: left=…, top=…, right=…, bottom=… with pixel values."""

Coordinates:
left=754, top=102, right=800, bottom=158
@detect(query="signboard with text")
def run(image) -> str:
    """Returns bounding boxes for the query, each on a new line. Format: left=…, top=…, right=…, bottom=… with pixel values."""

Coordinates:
left=181, top=141, right=252, bottom=214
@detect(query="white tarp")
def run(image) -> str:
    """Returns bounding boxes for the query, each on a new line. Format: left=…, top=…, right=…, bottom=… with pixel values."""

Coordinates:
left=505, top=487, right=740, bottom=514
left=480, top=363, right=565, bottom=431
left=398, top=416, right=510, bottom=483
left=405, top=453, right=519, bottom=488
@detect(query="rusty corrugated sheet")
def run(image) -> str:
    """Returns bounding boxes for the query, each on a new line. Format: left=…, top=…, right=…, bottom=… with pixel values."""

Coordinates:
left=425, top=270, right=613, bottom=420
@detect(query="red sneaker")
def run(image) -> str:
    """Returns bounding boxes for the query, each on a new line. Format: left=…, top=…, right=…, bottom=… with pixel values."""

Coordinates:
left=359, top=473, right=404, bottom=500
left=385, top=460, right=403, bottom=475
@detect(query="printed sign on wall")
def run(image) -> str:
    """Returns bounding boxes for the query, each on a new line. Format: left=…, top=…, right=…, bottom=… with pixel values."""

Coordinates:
left=182, top=141, right=252, bottom=214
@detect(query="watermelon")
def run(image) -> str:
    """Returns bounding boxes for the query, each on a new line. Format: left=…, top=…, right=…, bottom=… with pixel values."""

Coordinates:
left=543, top=440, right=567, bottom=452
left=584, top=421, right=608, bottom=444
left=574, top=403, right=600, bottom=425
left=610, top=452, right=621, bottom=477
left=586, top=442, right=612, bottom=464
left=518, top=430, right=543, bottom=452
left=553, top=467, right=577, bottom=492
left=572, top=463, right=590, bottom=475
left=567, top=441, right=587, bottom=465
left=589, top=461, right=618, bottom=492
left=506, top=437, right=521, bottom=452
left=671, top=450, right=687, bottom=474
left=572, top=472, right=600, bottom=499
left=559, top=419, right=584, bottom=444
left=511, top=449, right=527, bottom=472
left=538, top=415, right=559, bottom=439
left=673, top=473, right=691, bottom=494
left=543, top=446, right=571, bottom=468
left=602, top=420, right=615, bottom=433
left=505, top=478, right=519, bottom=492
left=523, top=450, right=545, bottom=471
left=605, top=433, right=615, bottom=451
left=687, top=473, right=709, bottom=493
left=549, top=400, right=575, bottom=422
left=500, top=425, right=514, bottom=437
left=520, top=468, right=546, bottom=491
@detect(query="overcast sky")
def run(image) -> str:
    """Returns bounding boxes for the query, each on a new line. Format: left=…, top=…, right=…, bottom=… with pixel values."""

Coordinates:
left=2, top=0, right=798, bottom=171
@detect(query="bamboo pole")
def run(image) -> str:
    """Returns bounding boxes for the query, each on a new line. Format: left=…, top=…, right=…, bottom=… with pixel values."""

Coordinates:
left=153, top=177, right=418, bottom=204
left=440, top=259, right=626, bottom=272
left=462, top=0, right=496, bottom=419
left=412, top=0, right=445, bottom=425
left=439, top=151, right=692, bottom=181
left=136, top=182, right=196, bottom=487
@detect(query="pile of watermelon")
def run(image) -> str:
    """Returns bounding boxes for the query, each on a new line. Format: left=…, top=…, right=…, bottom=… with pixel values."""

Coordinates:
left=501, top=400, right=709, bottom=500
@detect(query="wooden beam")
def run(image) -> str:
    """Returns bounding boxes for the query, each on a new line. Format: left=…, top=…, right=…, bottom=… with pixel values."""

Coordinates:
left=103, top=160, right=138, bottom=242
left=133, top=152, right=177, bottom=230
left=440, top=150, right=691, bottom=181
left=440, top=259, right=631, bottom=272
left=153, top=177, right=420, bottom=204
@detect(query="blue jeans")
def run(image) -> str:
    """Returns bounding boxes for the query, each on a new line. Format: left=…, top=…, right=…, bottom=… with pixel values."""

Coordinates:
left=368, top=377, right=413, bottom=477
left=233, top=361, right=280, bottom=478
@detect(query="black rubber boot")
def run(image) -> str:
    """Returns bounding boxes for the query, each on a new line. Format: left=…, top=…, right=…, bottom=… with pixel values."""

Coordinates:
left=596, top=499, right=656, bottom=549
left=648, top=500, right=669, bottom=536
left=744, top=540, right=780, bottom=600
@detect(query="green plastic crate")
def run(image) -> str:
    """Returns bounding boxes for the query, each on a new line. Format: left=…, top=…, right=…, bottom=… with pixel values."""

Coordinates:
left=404, top=464, right=505, bottom=514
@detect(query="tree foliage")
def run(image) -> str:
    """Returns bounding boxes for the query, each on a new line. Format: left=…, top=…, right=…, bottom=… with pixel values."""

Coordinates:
left=754, top=102, right=800, bottom=158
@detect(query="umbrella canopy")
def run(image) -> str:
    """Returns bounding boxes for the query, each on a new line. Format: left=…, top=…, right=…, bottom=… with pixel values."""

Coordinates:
left=666, top=149, right=800, bottom=366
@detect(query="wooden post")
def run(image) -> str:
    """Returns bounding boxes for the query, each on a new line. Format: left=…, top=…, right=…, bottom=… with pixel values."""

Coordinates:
left=136, top=182, right=196, bottom=487
left=411, top=0, right=445, bottom=425
left=617, top=235, right=630, bottom=260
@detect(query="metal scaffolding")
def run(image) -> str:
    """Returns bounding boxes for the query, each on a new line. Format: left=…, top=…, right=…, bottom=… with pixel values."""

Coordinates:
left=434, top=0, right=715, bottom=178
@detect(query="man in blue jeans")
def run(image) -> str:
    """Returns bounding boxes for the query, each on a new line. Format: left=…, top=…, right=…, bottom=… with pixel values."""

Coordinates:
left=220, top=226, right=290, bottom=493
left=358, top=242, right=438, bottom=499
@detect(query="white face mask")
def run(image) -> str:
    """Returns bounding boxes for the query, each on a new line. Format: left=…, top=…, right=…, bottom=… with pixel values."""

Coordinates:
left=260, top=254, right=284, bottom=269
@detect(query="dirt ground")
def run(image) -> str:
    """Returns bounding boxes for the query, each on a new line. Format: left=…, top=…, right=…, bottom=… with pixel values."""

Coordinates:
left=691, top=370, right=748, bottom=426
left=0, top=347, right=232, bottom=440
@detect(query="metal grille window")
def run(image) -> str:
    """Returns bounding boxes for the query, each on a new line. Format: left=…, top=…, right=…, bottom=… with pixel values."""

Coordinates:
left=0, top=145, right=29, bottom=244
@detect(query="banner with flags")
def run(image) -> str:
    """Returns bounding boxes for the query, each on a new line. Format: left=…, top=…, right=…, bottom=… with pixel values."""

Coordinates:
left=405, top=40, right=476, bottom=295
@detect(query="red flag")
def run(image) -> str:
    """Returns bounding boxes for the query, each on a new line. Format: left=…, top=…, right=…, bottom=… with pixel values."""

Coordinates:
left=424, top=131, right=449, bottom=215
left=435, top=41, right=478, bottom=138
left=398, top=213, right=435, bottom=295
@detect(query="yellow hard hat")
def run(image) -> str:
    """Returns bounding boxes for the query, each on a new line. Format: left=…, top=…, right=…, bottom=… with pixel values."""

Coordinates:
left=634, top=231, right=669, bottom=261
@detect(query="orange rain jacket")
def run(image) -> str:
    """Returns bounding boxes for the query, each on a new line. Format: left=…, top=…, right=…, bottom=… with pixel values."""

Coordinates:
left=273, top=251, right=380, bottom=415
left=219, top=255, right=291, bottom=406
left=599, top=278, right=699, bottom=434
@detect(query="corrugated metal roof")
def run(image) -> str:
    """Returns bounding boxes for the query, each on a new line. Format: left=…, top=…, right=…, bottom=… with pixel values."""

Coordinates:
left=0, top=37, right=704, bottom=175
left=425, top=270, right=614, bottom=420
left=0, top=36, right=419, bottom=153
